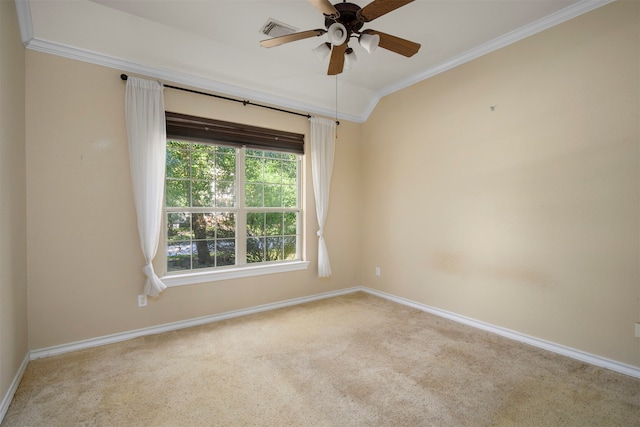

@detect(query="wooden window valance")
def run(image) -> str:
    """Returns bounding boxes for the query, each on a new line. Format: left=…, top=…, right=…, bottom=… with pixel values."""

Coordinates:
left=165, top=111, right=305, bottom=154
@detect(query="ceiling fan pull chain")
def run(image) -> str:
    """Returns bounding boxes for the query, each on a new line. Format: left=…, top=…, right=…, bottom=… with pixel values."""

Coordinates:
left=335, top=75, right=339, bottom=139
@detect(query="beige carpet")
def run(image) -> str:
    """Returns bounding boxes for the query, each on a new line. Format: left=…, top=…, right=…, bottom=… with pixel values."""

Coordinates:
left=3, top=292, right=639, bottom=426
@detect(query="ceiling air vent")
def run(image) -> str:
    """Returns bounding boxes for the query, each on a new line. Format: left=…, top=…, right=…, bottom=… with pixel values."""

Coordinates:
left=261, top=19, right=298, bottom=38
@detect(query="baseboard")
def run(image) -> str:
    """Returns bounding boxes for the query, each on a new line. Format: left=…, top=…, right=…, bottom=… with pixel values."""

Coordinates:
left=30, top=287, right=363, bottom=360
left=362, top=287, right=640, bottom=379
left=29, top=285, right=640, bottom=380
left=0, top=352, right=30, bottom=423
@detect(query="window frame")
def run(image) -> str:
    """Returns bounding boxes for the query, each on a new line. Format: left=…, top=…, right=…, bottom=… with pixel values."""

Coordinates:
left=158, top=113, right=309, bottom=286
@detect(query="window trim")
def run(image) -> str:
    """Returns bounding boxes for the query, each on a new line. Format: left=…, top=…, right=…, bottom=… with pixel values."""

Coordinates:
left=159, top=113, right=308, bottom=285
left=161, top=260, right=310, bottom=287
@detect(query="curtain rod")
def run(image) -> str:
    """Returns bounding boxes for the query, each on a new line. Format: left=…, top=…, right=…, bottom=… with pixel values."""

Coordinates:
left=120, top=74, right=339, bottom=125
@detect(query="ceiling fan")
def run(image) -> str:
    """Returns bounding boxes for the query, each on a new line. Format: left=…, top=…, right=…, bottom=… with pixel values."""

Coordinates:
left=259, top=0, right=421, bottom=76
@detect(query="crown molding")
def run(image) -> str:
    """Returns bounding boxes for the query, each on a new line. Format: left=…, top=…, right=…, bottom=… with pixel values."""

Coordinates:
left=15, top=0, right=614, bottom=123
left=24, top=38, right=363, bottom=123
left=13, top=0, right=33, bottom=46
left=376, top=0, right=616, bottom=101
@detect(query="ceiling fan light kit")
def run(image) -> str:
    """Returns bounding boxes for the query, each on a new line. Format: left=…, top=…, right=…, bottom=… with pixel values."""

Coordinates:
left=344, top=48, right=357, bottom=69
left=358, top=32, right=380, bottom=54
left=313, top=42, right=333, bottom=62
left=259, top=0, right=421, bottom=76
left=327, top=22, right=348, bottom=45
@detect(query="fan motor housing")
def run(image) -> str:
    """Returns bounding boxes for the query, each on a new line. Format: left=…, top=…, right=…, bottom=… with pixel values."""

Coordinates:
left=324, top=2, right=364, bottom=35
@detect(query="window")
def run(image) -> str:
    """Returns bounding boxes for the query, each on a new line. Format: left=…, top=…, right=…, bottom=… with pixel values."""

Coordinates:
left=166, top=142, right=237, bottom=271
left=162, top=112, right=307, bottom=283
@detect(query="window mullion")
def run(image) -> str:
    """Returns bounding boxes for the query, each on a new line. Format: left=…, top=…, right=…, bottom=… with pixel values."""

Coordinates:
left=296, top=155, right=302, bottom=259
left=189, top=145, right=194, bottom=271
left=236, top=147, right=247, bottom=266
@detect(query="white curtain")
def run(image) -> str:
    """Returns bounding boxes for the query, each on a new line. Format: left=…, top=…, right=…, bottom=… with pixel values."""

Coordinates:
left=310, top=117, right=336, bottom=277
left=125, top=77, right=167, bottom=297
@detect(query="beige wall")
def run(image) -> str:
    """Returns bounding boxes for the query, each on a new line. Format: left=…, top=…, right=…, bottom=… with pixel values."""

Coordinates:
left=362, top=0, right=640, bottom=367
left=20, top=0, right=639, bottom=370
left=25, top=52, right=362, bottom=349
left=0, top=0, right=28, bottom=404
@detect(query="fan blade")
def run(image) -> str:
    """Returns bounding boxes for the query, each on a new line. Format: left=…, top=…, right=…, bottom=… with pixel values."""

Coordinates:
left=362, top=29, right=420, bottom=57
left=359, top=0, right=414, bottom=22
left=260, top=29, right=326, bottom=48
left=327, top=43, right=347, bottom=75
left=309, top=0, right=340, bottom=18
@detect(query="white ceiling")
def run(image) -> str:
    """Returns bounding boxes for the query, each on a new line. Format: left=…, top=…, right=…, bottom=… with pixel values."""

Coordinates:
left=16, top=0, right=612, bottom=122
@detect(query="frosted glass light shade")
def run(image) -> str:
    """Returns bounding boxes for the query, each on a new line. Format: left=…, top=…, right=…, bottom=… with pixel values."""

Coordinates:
left=344, top=49, right=357, bottom=69
left=313, top=42, right=332, bottom=61
left=327, top=22, right=347, bottom=46
left=359, top=33, right=380, bottom=53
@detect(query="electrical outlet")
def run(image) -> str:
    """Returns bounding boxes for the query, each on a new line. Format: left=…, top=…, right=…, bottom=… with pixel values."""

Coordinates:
left=635, top=322, right=640, bottom=338
left=137, top=294, right=147, bottom=307
left=375, top=267, right=381, bottom=276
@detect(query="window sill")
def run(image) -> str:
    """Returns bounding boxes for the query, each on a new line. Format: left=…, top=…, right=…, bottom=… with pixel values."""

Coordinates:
left=161, top=260, right=310, bottom=287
